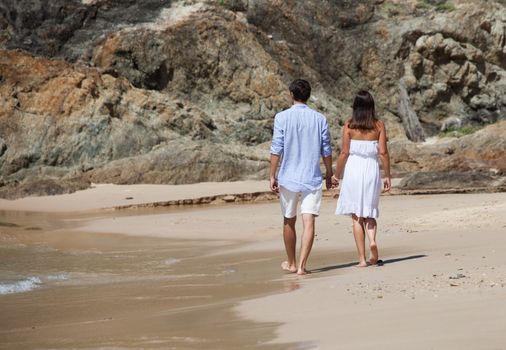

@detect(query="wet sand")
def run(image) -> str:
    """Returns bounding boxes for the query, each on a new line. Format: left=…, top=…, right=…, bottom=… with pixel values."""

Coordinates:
left=0, top=210, right=296, bottom=349
left=1, top=185, right=505, bottom=349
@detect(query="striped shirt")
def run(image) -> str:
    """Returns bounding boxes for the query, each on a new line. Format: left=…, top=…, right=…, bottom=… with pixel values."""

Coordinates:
left=270, top=104, right=332, bottom=192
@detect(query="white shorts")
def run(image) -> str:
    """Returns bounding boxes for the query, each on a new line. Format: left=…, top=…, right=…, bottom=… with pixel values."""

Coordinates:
left=279, top=186, right=323, bottom=218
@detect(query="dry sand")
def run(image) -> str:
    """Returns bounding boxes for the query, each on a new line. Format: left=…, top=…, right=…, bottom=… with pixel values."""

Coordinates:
left=0, top=181, right=269, bottom=212
left=1, top=183, right=505, bottom=349
left=235, top=192, right=506, bottom=350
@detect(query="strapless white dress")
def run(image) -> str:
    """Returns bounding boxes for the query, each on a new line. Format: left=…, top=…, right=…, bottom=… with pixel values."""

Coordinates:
left=335, top=140, right=382, bottom=218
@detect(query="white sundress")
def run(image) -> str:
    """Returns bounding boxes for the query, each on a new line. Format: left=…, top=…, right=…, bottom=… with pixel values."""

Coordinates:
left=335, top=139, right=382, bottom=218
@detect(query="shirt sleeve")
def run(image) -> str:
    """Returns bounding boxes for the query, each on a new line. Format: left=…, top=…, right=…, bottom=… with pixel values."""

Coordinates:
left=320, top=118, right=332, bottom=157
left=270, top=114, right=284, bottom=155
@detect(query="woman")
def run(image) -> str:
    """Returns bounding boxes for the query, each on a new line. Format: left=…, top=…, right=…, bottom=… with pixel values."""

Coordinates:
left=334, top=90, right=391, bottom=267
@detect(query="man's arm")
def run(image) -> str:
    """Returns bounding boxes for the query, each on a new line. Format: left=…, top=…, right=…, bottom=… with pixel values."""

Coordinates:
left=322, top=155, right=333, bottom=190
left=270, top=154, right=281, bottom=192
left=321, top=118, right=334, bottom=189
left=270, top=115, right=283, bottom=192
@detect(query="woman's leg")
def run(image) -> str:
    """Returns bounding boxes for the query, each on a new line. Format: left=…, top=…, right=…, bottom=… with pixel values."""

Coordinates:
left=365, top=218, right=379, bottom=264
left=352, top=214, right=367, bottom=267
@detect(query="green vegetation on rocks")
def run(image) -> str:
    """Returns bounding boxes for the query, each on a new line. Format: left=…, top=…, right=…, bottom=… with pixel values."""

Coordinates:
left=439, top=125, right=480, bottom=138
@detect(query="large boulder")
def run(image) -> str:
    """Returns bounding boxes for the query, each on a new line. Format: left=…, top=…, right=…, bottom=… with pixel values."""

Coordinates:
left=390, top=120, right=506, bottom=174
left=0, top=50, right=270, bottom=196
left=0, top=0, right=505, bottom=197
left=399, top=171, right=505, bottom=190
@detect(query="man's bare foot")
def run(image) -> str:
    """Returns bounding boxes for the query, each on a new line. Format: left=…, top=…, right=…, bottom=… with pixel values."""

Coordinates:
left=281, top=261, right=297, bottom=273
left=369, top=242, right=379, bottom=265
left=297, top=268, right=311, bottom=275
left=356, top=261, right=368, bottom=268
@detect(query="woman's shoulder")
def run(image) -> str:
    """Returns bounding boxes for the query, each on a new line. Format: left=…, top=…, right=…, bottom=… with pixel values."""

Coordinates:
left=374, top=119, right=385, bottom=130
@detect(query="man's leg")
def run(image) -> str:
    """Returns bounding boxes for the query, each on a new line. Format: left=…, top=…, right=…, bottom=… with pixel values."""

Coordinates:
left=297, top=213, right=315, bottom=275
left=282, top=217, right=297, bottom=272
left=279, top=187, right=298, bottom=273
left=297, top=187, right=322, bottom=275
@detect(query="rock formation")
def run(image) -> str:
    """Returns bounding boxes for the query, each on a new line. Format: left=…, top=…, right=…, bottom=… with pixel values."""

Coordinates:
left=398, top=79, right=426, bottom=142
left=0, top=0, right=505, bottom=197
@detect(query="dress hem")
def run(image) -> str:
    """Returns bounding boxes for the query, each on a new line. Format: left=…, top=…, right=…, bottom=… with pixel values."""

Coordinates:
left=335, top=202, right=379, bottom=219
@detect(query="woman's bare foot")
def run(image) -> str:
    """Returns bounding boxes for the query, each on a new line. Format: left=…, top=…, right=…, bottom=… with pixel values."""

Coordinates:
left=297, top=268, right=311, bottom=275
left=356, top=261, right=368, bottom=268
left=281, top=261, right=297, bottom=273
left=369, top=242, right=379, bottom=265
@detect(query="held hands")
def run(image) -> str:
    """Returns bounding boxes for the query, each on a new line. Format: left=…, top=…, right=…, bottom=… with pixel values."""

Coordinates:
left=327, top=174, right=339, bottom=190
left=383, top=177, right=392, bottom=192
left=270, top=176, right=279, bottom=193
left=273, top=174, right=340, bottom=192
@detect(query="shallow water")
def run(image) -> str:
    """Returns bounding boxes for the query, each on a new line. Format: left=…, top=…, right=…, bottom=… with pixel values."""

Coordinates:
left=0, top=208, right=299, bottom=349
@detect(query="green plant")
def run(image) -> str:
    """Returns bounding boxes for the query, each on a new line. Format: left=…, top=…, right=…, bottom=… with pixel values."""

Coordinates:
left=415, top=1, right=455, bottom=12
left=435, top=2, right=456, bottom=12
left=439, top=125, right=479, bottom=138
left=382, top=2, right=402, bottom=16
left=415, top=0, right=431, bottom=10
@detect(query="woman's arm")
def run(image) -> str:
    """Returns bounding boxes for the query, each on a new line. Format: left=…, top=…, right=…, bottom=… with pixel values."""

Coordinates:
left=378, top=120, right=391, bottom=192
left=334, top=122, right=351, bottom=182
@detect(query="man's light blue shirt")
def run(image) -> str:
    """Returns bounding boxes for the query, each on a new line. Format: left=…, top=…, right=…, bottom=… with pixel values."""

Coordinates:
left=270, top=104, right=332, bottom=193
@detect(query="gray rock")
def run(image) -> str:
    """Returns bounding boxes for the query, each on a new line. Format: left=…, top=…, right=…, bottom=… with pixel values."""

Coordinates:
left=1, top=0, right=506, bottom=198
left=399, top=171, right=503, bottom=190
left=0, top=137, right=6, bottom=157
left=223, top=195, right=236, bottom=202
left=470, top=94, right=496, bottom=110
left=440, top=117, right=462, bottom=131
left=398, top=80, right=425, bottom=142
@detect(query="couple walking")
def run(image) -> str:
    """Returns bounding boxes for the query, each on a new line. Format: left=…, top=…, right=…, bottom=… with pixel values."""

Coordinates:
left=270, top=79, right=391, bottom=275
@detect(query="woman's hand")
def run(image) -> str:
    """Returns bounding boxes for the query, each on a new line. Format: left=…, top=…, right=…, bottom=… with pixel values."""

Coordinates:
left=331, top=174, right=339, bottom=188
left=383, top=177, right=391, bottom=192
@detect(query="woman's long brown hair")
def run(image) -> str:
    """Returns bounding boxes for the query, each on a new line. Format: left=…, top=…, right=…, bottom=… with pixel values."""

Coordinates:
left=349, top=90, right=377, bottom=130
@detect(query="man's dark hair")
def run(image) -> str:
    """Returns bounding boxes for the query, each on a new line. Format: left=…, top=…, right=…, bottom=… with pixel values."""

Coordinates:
left=289, top=79, right=311, bottom=102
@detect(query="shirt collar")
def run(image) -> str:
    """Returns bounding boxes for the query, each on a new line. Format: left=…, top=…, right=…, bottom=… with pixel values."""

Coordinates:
left=292, top=103, right=308, bottom=108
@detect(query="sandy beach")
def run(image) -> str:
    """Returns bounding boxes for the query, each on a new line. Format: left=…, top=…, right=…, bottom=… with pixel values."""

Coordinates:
left=237, top=191, right=506, bottom=349
left=0, top=181, right=271, bottom=212
left=1, top=183, right=505, bottom=349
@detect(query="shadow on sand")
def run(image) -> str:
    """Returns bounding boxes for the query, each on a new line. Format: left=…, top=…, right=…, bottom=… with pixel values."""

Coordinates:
left=311, top=254, right=427, bottom=273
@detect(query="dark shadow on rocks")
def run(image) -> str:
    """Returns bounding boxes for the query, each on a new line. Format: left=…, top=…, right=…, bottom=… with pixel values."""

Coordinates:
left=0, top=0, right=173, bottom=60
left=0, top=177, right=91, bottom=199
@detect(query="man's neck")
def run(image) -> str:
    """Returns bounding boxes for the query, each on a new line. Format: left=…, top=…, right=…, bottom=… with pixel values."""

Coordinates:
left=293, top=101, right=306, bottom=106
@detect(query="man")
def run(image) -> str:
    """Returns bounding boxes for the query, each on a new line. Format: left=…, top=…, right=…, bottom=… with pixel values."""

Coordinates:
left=270, top=79, right=334, bottom=275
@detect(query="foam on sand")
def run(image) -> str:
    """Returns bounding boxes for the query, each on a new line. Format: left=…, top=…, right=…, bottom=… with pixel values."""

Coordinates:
left=0, top=277, right=42, bottom=295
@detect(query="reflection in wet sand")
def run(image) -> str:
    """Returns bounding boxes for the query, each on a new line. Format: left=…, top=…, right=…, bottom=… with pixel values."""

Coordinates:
left=0, top=209, right=295, bottom=350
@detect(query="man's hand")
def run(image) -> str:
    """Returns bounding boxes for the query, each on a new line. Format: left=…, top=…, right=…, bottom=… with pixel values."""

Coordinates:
left=325, top=173, right=335, bottom=190
left=322, top=156, right=333, bottom=190
left=270, top=154, right=281, bottom=193
left=270, top=177, right=279, bottom=193
left=383, top=177, right=391, bottom=192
